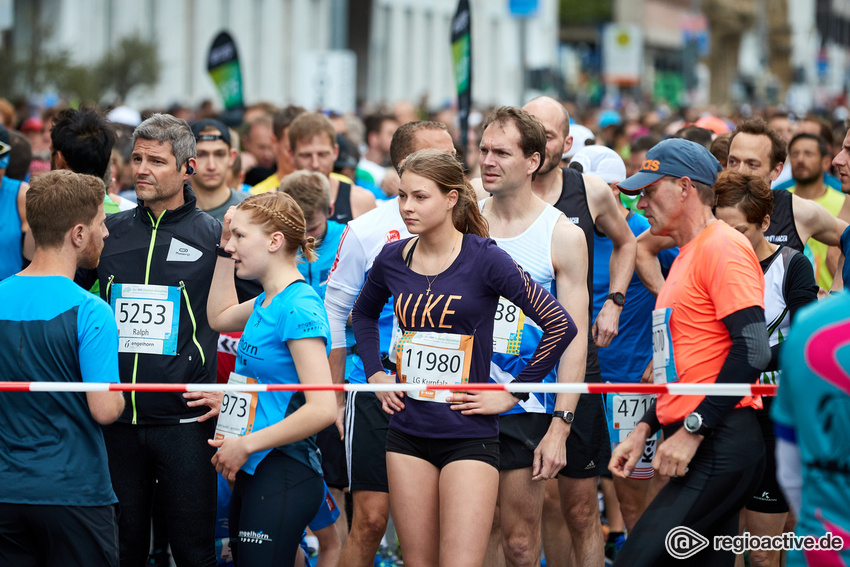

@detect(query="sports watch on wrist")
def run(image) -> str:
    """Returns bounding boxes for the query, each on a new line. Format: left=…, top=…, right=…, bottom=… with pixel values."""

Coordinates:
left=683, top=411, right=710, bottom=436
left=509, top=380, right=529, bottom=402
left=215, top=244, right=232, bottom=258
left=606, top=292, right=625, bottom=307
left=552, top=410, right=575, bottom=424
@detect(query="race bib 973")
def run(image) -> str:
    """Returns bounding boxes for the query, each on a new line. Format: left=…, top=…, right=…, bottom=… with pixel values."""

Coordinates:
left=214, top=373, right=258, bottom=440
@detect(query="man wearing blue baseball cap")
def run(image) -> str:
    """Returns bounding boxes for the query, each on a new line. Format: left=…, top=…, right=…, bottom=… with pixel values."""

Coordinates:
left=610, top=139, right=772, bottom=566
left=618, top=138, right=722, bottom=197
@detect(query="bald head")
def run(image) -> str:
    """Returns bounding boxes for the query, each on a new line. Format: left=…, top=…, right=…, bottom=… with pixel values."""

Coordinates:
left=523, top=97, right=571, bottom=176
left=524, top=96, right=570, bottom=139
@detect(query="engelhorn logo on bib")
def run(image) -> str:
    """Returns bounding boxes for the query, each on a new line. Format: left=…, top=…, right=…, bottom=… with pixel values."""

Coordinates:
left=167, top=238, right=202, bottom=262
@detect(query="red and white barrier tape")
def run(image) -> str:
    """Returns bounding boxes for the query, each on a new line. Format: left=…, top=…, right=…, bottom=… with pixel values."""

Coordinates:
left=0, top=382, right=778, bottom=396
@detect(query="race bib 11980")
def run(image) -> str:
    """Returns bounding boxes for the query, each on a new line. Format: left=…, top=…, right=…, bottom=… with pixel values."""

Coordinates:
left=396, top=331, right=474, bottom=403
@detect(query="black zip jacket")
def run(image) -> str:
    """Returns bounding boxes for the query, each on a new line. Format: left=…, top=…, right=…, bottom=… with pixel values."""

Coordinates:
left=77, top=186, right=222, bottom=425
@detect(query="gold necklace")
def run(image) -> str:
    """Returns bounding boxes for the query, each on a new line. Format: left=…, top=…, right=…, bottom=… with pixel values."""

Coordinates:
left=423, top=235, right=459, bottom=295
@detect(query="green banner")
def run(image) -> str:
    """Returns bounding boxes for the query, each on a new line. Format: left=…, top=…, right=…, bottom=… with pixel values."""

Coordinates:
left=653, top=72, right=684, bottom=109
left=207, top=31, right=244, bottom=110
left=451, top=0, right=471, bottom=149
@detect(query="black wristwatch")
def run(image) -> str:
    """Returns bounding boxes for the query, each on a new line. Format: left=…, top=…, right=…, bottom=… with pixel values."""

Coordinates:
left=683, top=412, right=710, bottom=436
left=552, top=410, right=575, bottom=424
left=509, top=380, right=529, bottom=402
left=606, top=292, right=625, bottom=307
left=216, top=244, right=232, bottom=258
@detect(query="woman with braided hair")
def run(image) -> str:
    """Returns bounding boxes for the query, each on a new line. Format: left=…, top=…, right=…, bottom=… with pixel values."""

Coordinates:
left=206, top=191, right=337, bottom=566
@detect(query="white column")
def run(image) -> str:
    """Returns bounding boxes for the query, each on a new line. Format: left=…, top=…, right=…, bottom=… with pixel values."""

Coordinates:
left=254, top=0, right=285, bottom=104
left=223, top=0, right=256, bottom=107
left=389, top=2, right=409, bottom=104
left=367, top=2, right=390, bottom=106
left=408, top=3, right=426, bottom=102
left=150, top=0, right=189, bottom=106
left=190, top=0, right=223, bottom=104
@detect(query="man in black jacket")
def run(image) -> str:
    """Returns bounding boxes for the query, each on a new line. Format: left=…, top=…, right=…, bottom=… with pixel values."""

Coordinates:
left=77, top=113, right=225, bottom=567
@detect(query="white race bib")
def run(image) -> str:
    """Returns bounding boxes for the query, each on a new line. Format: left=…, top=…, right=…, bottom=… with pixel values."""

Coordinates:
left=651, top=308, right=678, bottom=383
left=396, top=331, right=473, bottom=403
left=214, top=373, right=258, bottom=440
left=607, top=393, right=658, bottom=442
left=492, top=297, right=525, bottom=355
left=111, top=283, right=180, bottom=355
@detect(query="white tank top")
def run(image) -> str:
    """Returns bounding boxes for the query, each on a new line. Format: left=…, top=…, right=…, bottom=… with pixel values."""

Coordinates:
left=761, top=246, right=796, bottom=385
left=483, top=203, right=562, bottom=289
left=481, top=202, right=564, bottom=414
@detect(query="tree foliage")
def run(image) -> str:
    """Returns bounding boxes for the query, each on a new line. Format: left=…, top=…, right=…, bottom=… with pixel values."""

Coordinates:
left=1, top=34, right=160, bottom=105
left=99, top=36, right=161, bottom=102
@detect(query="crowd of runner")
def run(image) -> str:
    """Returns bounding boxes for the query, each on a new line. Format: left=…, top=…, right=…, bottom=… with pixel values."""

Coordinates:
left=0, top=95, right=849, bottom=567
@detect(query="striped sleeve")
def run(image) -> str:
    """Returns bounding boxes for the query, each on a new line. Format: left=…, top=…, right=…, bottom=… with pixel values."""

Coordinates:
left=487, top=241, right=576, bottom=382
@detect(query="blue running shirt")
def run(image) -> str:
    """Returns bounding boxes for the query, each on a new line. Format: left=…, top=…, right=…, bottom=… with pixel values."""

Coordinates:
left=0, top=275, right=119, bottom=506
left=235, top=281, right=331, bottom=476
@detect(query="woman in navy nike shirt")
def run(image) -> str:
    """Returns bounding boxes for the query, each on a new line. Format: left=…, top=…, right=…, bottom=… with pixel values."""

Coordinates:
left=352, top=149, right=576, bottom=567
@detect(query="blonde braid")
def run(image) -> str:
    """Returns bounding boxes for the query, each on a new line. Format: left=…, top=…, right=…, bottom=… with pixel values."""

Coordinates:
left=238, top=196, right=318, bottom=262
left=245, top=201, right=305, bottom=234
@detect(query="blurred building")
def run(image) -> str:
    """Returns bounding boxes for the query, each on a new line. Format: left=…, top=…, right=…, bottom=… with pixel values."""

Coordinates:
left=614, top=0, right=709, bottom=105
left=2, top=0, right=560, bottom=112
left=561, top=0, right=850, bottom=110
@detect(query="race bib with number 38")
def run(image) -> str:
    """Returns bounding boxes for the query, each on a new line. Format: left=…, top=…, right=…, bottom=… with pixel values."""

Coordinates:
left=492, top=297, right=526, bottom=355
left=111, top=283, right=180, bottom=356
left=214, top=373, right=258, bottom=440
left=396, top=331, right=474, bottom=403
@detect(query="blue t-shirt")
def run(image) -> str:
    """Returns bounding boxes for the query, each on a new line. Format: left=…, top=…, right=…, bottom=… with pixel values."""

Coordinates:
left=299, top=221, right=347, bottom=301
left=235, top=281, right=331, bottom=476
left=0, top=275, right=119, bottom=506
left=0, top=176, right=23, bottom=281
left=592, top=211, right=654, bottom=383
left=772, top=293, right=850, bottom=565
left=348, top=299, right=394, bottom=385
left=299, top=221, right=359, bottom=381
left=840, top=225, right=850, bottom=291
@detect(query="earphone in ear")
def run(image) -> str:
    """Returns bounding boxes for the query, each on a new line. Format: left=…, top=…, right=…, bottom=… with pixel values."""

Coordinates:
left=186, top=165, right=195, bottom=175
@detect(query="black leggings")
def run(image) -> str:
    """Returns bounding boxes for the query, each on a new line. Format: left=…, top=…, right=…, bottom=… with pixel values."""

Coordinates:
left=614, top=408, right=765, bottom=567
left=103, top=420, right=217, bottom=567
left=230, top=450, right=324, bottom=567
